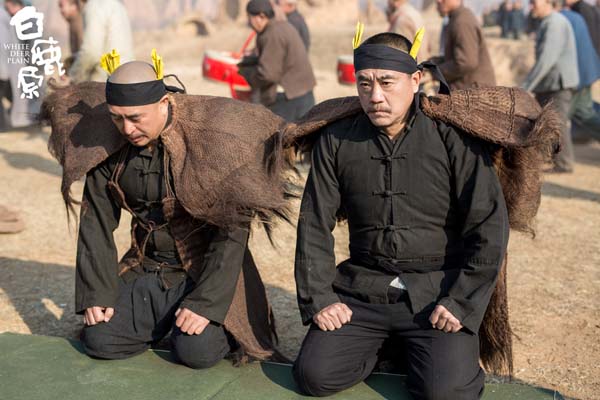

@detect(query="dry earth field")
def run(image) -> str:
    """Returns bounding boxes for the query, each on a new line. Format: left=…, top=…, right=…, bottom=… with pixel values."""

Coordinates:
left=1, top=3, right=599, bottom=399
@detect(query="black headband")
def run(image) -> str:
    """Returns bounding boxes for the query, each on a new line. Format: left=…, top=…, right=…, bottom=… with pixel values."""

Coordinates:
left=354, top=44, right=419, bottom=74
left=353, top=43, right=450, bottom=94
left=105, top=79, right=167, bottom=106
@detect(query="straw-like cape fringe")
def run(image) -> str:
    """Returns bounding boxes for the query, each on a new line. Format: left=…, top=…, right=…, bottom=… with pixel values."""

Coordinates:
left=42, top=81, right=294, bottom=236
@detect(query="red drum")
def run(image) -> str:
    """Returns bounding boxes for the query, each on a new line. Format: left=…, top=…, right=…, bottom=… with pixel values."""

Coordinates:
left=202, top=50, right=248, bottom=86
left=337, top=55, right=355, bottom=85
left=202, top=50, right=252, bottom=101
left=231, top=86, right=252, bottom=102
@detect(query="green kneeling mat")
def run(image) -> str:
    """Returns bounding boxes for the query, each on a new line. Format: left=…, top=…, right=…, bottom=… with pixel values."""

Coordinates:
left=0, top=333, right=562, bottom=400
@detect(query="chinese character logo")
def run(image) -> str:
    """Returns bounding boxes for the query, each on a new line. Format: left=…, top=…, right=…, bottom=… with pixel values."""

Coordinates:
left=32, top=37, right=65, bottom=76
left=18, top=67, right=44, bottom=99
left=9, top=6, right=63, bottom=99
left=9, top=6, right=44, bottom=41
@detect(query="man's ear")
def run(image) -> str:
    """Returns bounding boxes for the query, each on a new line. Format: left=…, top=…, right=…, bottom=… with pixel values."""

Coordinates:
left=158, top=94, right=169, bottom=114
left=412, top=70, right=422, bottom=93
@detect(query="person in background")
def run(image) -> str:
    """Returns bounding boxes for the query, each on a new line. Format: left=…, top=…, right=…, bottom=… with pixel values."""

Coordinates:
left=510, top=0, right=526, bottom=39
left=499, top=0, right=514, bottom=38
left=558, top=0, right=600, bottom=142
left=240, top=0, right=316, bottom=121
left=3, top=0, right=29, bottom=15
left=386, top=0, right=429, bottom=59
left=565, top=0, right=600, bottom=57
left=58, top=1, right=83, bottom=59
left=58, top=0, right=83, bottom=72
left=0, top=7, right=12, bottom=130
left=434, top=0, right=496, bottom=89
left=526, top=8, right=543, bottom=35
left=277, top=0, right=310, bottom=50
left=68, top=0, right=134, bottom=83
left=482, top=5, right=499, bottom=27
left=523, top=0, right=579, bottom=173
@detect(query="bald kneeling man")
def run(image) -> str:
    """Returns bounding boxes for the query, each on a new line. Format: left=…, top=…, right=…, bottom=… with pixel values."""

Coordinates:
left=76, top=60, right=245, bottom=368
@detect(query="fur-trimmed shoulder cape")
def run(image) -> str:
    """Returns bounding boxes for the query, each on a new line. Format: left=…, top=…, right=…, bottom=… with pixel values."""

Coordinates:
left=286, top=87, right=560, bottom=235
left=43, top=81, right=292, bottom=231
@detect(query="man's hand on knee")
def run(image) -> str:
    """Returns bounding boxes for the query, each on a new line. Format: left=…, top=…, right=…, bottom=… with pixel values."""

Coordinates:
left=84, top=306, right=114, bottom=325
left=175, top=308, right=210, bottom=335
left=429, top=305, right=463, bottom=333
left=313, top=302, right=353, bottom=331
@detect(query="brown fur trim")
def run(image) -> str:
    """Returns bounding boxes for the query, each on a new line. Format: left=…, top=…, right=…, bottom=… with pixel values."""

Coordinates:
left=479, top=256, right=513, bottom=376
left=42, top=82, right=294, bottom=231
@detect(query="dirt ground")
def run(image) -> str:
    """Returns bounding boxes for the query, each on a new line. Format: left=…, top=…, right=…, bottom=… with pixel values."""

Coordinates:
left=1, top=3, right=599, bottom=399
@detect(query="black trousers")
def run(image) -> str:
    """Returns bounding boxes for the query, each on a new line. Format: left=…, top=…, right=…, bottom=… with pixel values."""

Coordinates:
left=268, top=90, right=315, bottom=122
left=293, top=293, right=484, bottom=400
left=81, top=273, right=232, bottom=369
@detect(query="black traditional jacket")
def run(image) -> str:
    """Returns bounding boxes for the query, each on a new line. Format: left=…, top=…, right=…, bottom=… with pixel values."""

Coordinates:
left=76, top=141, right=247, bottom=325
left=295, top=101, right=509, bottom=333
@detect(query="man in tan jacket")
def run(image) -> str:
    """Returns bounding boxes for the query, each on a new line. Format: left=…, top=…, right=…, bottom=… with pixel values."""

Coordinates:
left=240, top=0, right=316, bottom=121
left=435, top=0, right=496, bottom=90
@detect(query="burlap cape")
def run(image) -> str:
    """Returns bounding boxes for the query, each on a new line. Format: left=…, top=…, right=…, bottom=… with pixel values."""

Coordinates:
left=43, top=83, right=560, bottom=375
left=42, top=81, right=293, bottom=363
left=285, top=87, right=561, bottom=376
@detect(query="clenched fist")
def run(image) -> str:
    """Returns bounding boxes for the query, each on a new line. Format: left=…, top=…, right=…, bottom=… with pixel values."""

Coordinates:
left=429, top=305, right=463, bottom=333
left=313, top=302, right=353, bottom=331
left=175, top=308, right=210, bottom=335
left=84, top=306, right=114, bottom=325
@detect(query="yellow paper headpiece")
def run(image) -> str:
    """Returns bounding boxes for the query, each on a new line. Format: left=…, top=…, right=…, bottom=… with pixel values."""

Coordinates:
left=352, top=21, right=364, bottom=50
left=409, top=27, right=425, bottom=60
left=100, top=49, right=121, bottom=75
left=151, top=48, right=164, bottom=80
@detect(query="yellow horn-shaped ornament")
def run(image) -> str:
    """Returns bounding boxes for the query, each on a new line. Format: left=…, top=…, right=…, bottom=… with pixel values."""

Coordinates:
left=151, top=48, right=164, bottom=80
left=100, top=49, right=121, bottom=75
left=352, top=21, right=364, bottom=50
left=409, top=27, right=425, bottom=60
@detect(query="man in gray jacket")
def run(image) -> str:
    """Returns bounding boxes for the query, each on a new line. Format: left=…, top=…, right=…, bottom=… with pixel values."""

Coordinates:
left=523, top=0, right=579, bottom=173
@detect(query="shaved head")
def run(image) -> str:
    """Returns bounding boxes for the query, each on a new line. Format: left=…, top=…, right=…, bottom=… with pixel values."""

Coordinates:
left=105, top=61, right=170, bottom=147
left=108, top=61, right=158, bottom=84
